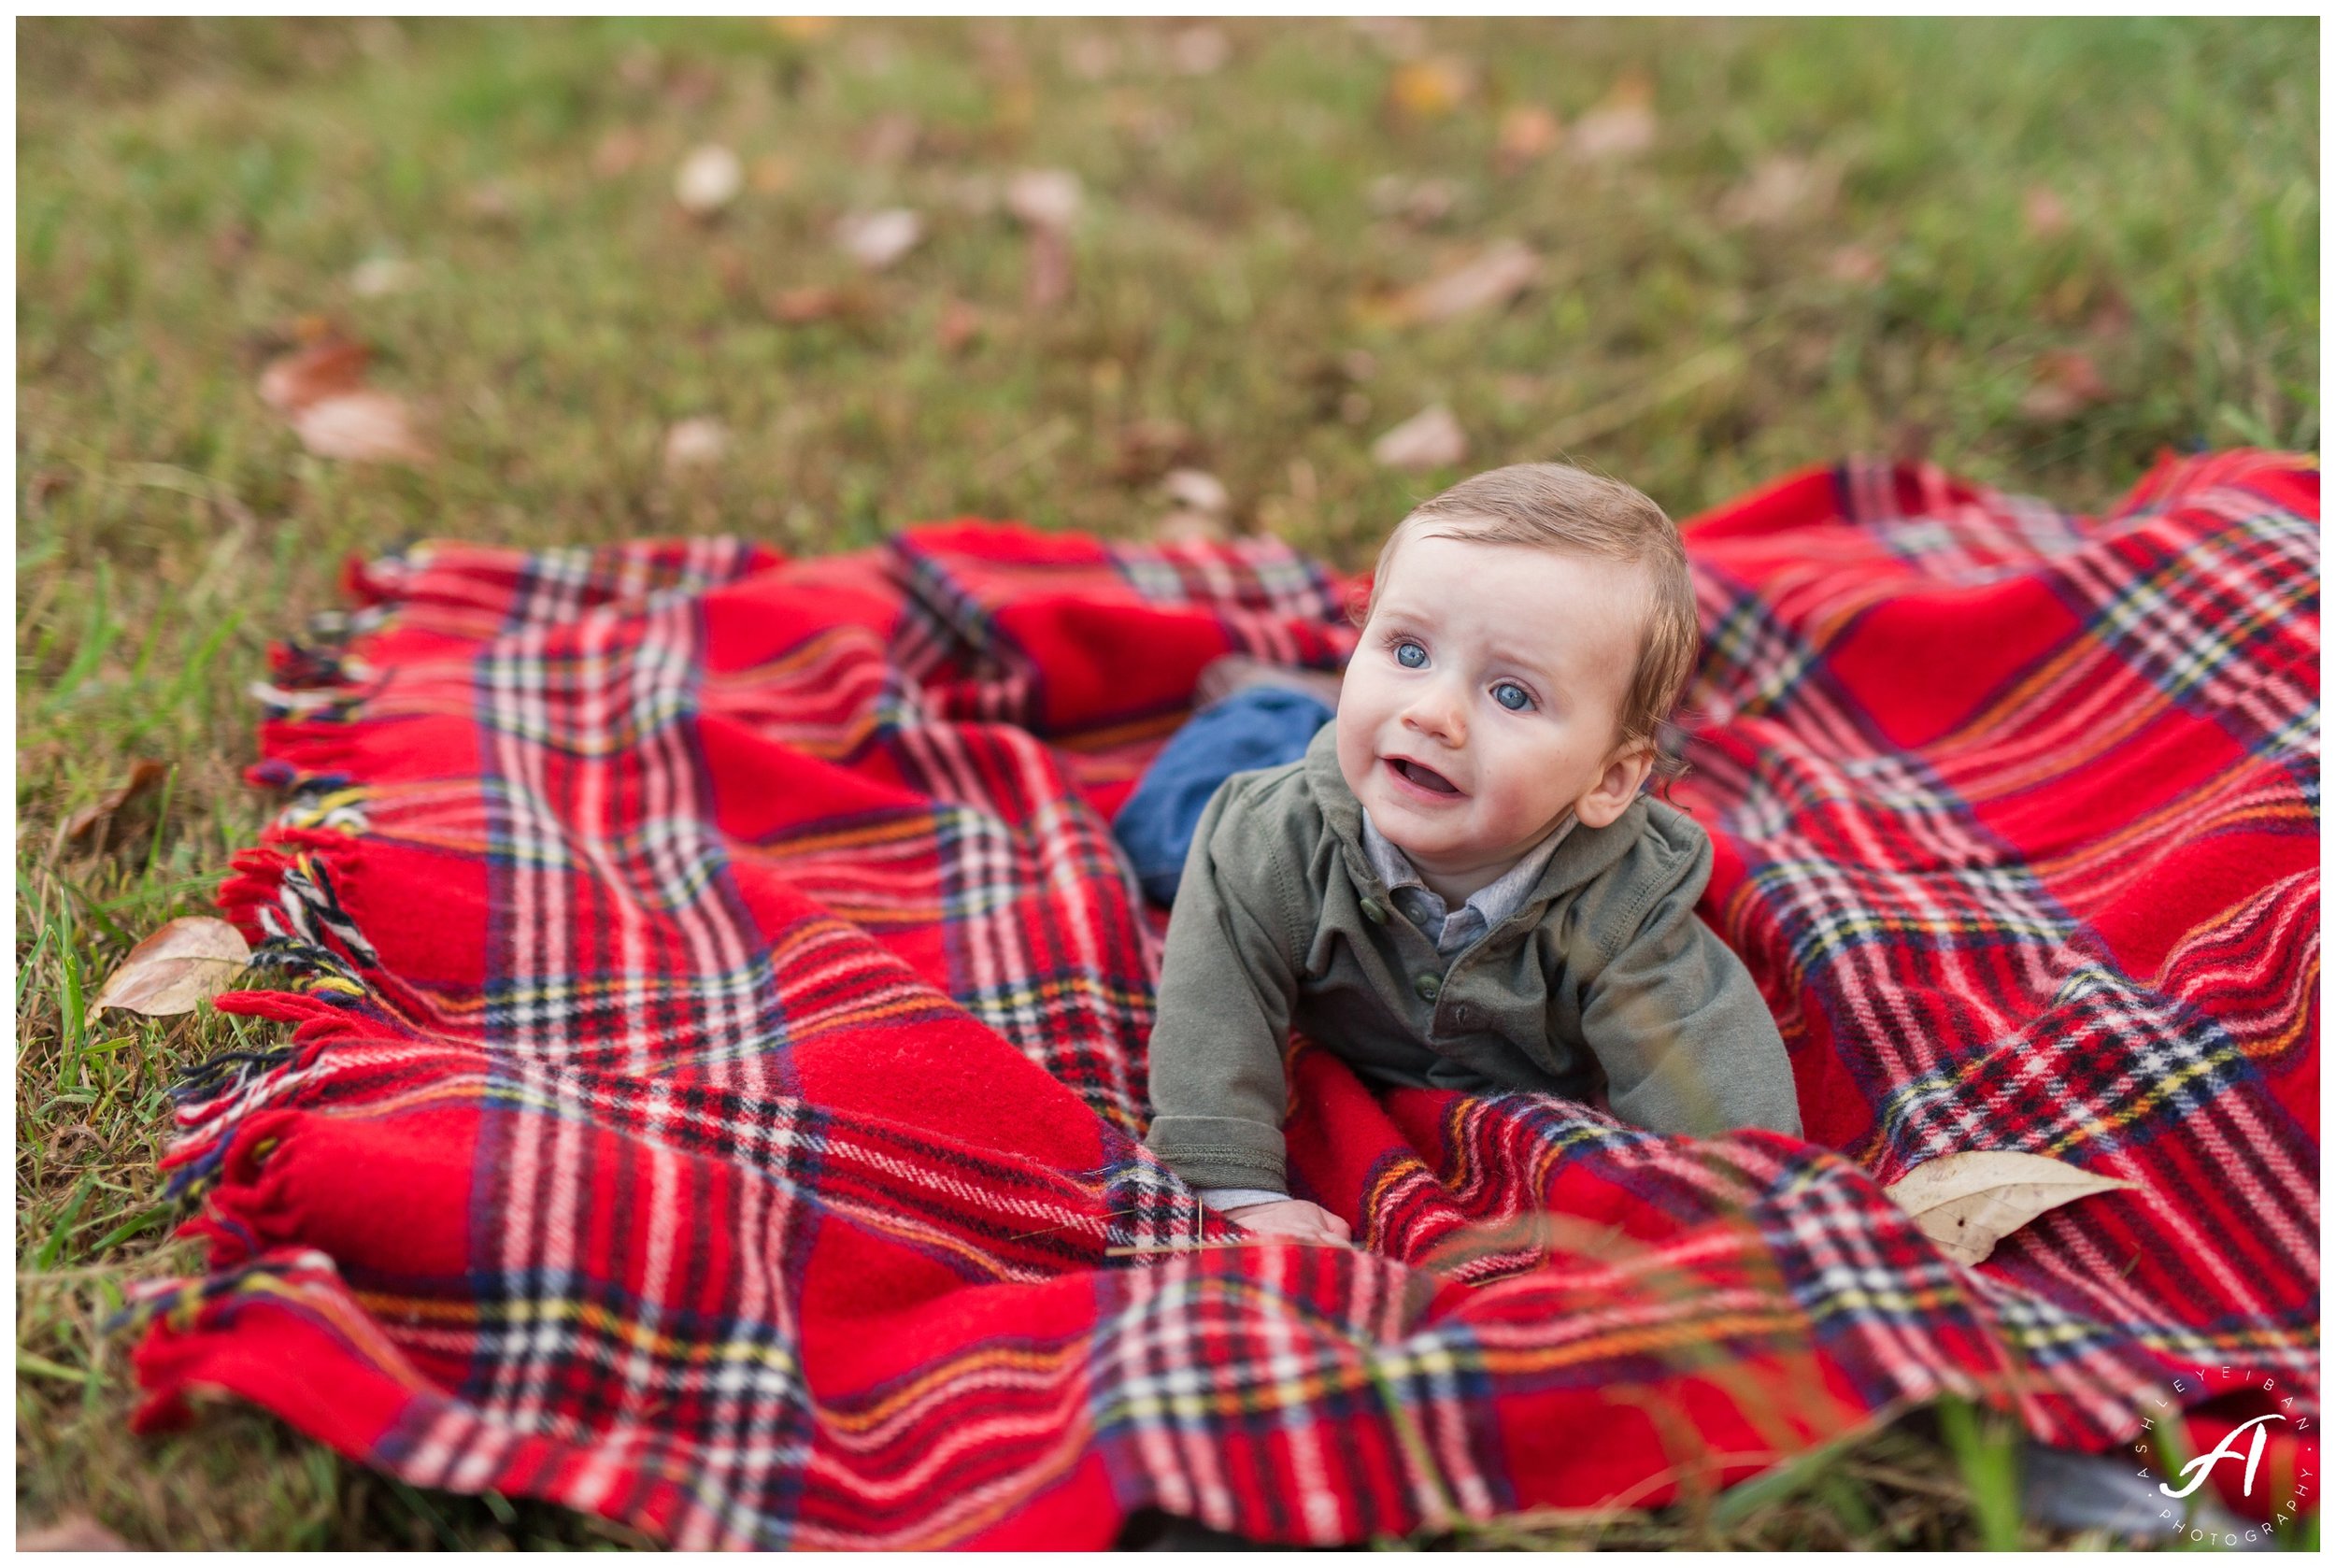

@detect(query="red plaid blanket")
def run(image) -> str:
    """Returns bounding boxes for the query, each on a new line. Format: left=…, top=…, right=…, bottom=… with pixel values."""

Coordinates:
left=127, top=451, right=2317, bottom=1547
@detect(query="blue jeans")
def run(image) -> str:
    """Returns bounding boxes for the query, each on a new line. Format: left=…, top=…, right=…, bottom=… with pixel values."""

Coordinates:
left=1114, top=686, right=1336, bottom=905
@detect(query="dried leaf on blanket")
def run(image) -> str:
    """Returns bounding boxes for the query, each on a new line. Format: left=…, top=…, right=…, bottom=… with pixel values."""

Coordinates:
left=1885, top=1150, right=2134, bottom=1267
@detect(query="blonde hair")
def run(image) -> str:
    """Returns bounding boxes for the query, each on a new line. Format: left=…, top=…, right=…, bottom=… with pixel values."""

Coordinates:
left=1357, top=463, right=1698, bottom=781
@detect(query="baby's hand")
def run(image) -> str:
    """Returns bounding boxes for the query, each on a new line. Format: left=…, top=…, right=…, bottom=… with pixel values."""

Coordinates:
left=1221, top=1198, right=1352, bottom=1246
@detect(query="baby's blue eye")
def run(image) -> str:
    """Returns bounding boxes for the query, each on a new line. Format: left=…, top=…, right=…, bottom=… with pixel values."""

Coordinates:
left=1492, top=682, right=1531, bottom=711
left=1394, top=641, right=1427, bottom=669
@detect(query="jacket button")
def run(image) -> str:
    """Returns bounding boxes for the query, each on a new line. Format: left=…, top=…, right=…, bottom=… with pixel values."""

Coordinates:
left=1360, top=896, right=1389, bottom=924
left=1414, top=973, right=1441, bottom=1003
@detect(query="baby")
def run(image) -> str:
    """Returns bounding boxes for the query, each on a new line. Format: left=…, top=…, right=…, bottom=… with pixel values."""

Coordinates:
left=1143, top=463, right=1802, bottom=1243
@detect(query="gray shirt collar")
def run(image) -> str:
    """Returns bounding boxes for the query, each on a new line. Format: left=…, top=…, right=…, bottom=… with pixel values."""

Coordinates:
left=1359, top=808, right=1574, bottom=951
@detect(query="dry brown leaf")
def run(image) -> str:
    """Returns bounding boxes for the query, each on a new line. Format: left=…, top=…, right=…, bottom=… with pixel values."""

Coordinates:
left=675, top=144, right=743, bottom=217
left=858, top=111, right=920, bottom=165
left=591, top=126, right=648, bottom=179
left=1005, top=168, right=1082, bottom=232
left=662, top=416, right=730, bottom=473
left=616, top=42, right=661, bottom=90
left=1161, top=467, right=1230, bottom=517
left=88, top=916, right=249, bottom=1026
left=1347, top=16, right=1428, bottom=60
left=2087, top=288, right=2135, bottom=344
left=2019, top=350, right=2112, bottom=422
left=1385, top=240, right=1542, bottom=326
left=660, top=62, right=721, bottom=111
left=209, top=222, right=255, bottom=270
left=1718, top=155, right=1840, bottom=229
left=1388, top=55, right=1475, bottom=121
left=64, top=759, right=170, bottom=853
left=462, top=181, right=518, bottom=225
left=937, top=299, right=986, bottom=354
left=1494, top=373, right=1547, bottom=406
left=1571, top=73, right=1658, bottom=162
left=257, top=335, right=369, bottom=416
left=1495, top=104, right=1562, bottom=172
left=1366, top=175, right=1459, bottom=226
left=348, top=256, right=418, bottom=298
left=768, top=285, right=868, bottom=326
left=290, top=391, right=430, bottom=464
left=1062, top=34, right=1118, bottom=81
left=1372, top=405, right=1468, bottom=470
left=19, top=1515, right=135, bottom=1552
left=2023, top=184, right=2072, bottom=238
left=835, top=207, right=923, bottom=271
left=1885, top=1150, right=2132, bottom=1266
left=1166, top=25, right=1230, bottom=76
left=1827, top=243, right=1888, bottom=286
left=749, top=153, right=796, bottom=194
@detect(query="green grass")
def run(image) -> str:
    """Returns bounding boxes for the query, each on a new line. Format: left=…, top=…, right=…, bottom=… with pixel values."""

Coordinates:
left=16, top=16, right=2316, bottom=1549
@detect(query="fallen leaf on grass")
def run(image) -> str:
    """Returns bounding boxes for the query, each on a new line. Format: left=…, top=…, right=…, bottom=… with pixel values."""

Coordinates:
left=348, top=256, right=419, bottom=297
left=662, top=416, right=730, bottom=473
left=749, top=153, right=796, bottom=194
left=1571, top=73, right=1658, bottom=162
left=675, top=144, right=743, bottom=217
left=835, top=207, right=923, bottom=271
left=1166, top=24, right=1230, bottom=76
left=64, top=759, right=170, bottom=853
left=591, top=126, right=648, bottom=179
left=767, top=285, right=873, bottom=326
left=2023, top=184, right=2072, bottom=239
left=290, top=391, right=430, bottom=464
left=2018, top=350, right=2112, bottom=422
left=18, top=1515, right=134, bottom=1552
left=1062, top=34, right=1118, bottom=81
left=257, top=333, right=430, bottom=464
left=1388, top=55, right=1476, bottom=121
left=1717, top=155, right=1840, bottom=228
left=1005, top=168, right=1082, bottom=231
left=1161, top=467, right=1229, bottom=517
left=461, top=181, right=518, bottom=225
left=935, top=297, right=985, bottom=353
left=1372, top=405, right=1468, bottom=470
left=1348, top=16, right=1428, bottom=60
left=257, top=335, right=368, bottom=414
left=858, top=111, right=920, bottom=165
left=1382, top=239, right=1542, bottom=326
left=1827, top=243, right=1888, bottom=286
left=1366, top=175, right=1459, bottom=226
left=209, top=222, right=255, bottom=270
left=1495, top=104, right=1562, bottom=171
left=1885, top=1149, right=2132, bottom=1266
left=87, top=917, right=249, bottom=1026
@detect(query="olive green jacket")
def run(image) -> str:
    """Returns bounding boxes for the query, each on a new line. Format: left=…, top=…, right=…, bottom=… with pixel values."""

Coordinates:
left=1143, top=724, right=1803, bottom=1190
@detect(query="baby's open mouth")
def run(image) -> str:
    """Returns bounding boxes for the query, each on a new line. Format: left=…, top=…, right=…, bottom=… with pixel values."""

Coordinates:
left=1388, top=757, right=1461, bottom=795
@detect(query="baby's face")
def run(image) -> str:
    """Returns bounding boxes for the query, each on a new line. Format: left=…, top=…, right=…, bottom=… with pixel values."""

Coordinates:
left=1336, top=531, right=1652, bottom=897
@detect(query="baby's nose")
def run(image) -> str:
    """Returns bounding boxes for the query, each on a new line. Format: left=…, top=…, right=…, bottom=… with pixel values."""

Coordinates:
left=1402, top=685, right=1467, bottom=743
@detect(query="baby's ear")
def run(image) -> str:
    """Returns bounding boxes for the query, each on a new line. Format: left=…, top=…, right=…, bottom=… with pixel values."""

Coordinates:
left=1574, top=743, right=1657, bottom=829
